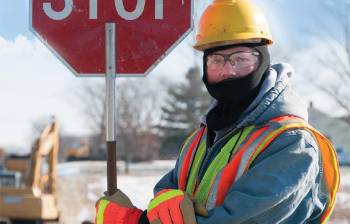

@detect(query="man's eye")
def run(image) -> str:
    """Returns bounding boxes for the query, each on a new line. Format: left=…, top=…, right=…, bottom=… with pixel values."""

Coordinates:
left=236, top=57, right=248, bottom=62
left=208, top=57, right=222, bottom=64
left=213, top=59, right=222, bottom=64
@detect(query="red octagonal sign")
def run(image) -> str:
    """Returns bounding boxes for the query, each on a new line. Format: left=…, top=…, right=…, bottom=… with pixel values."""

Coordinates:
left=30, top=0, right=193, bottom=76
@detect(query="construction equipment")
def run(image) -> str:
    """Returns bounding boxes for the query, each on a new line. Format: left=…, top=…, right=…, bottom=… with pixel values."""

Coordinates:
left=66, top=139, right=90, bottom=161
left=0, top=120, right=60, bottom=223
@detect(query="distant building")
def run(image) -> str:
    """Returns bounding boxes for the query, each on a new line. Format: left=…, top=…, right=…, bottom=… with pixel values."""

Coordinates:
left=0, top=147, right=5, bottom=169
left=308, top=102, right=350, bottom=153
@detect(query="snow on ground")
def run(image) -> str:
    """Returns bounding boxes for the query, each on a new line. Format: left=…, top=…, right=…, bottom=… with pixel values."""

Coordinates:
left=57, top=160, right=176, bottom=177
left=56, top=160, right=175, bottom=223
left=330, top=167, right=350, bottom=223
left=56, top=161, right=350, bottom=224
left=340, top=167, right=350, bottom=188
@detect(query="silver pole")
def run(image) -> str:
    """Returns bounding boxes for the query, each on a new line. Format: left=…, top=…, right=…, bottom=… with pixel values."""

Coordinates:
left=105, top=23, right=117, bottom=195
left=105, top=23, right=116, bottom=141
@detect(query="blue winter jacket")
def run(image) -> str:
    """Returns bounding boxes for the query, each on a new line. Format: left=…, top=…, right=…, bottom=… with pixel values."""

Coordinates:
left=153, top=63, right=328, bottom=224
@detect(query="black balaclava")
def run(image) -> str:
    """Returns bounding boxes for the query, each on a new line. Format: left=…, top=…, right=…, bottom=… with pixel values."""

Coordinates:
left=203, top=43, right=270, bottom=131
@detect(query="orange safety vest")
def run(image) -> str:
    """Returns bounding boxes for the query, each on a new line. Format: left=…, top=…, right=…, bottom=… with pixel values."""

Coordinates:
left=177, top=115, right=339, bottom=223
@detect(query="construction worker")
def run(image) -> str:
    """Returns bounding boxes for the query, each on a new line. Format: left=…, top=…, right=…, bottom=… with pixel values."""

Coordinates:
left=95, top=0, right=340, bottom=223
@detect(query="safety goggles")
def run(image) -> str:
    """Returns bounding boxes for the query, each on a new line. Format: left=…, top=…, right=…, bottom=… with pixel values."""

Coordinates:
left=206, top=51, right=260, bottom=70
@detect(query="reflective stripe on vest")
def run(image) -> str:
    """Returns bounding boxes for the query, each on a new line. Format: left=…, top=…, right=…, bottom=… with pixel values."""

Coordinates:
left=269, top=116, right=340, bottom=223
left=177, top=115, right=339, bottom=223
left=177, top=126, right=206, bottom=190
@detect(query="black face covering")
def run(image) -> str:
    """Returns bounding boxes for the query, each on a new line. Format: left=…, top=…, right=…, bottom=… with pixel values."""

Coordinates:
left=203, top=43, right=270, bottom=131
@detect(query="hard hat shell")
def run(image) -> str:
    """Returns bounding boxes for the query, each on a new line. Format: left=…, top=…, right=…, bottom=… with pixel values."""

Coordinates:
left=194, top=0, right=273, bottom=51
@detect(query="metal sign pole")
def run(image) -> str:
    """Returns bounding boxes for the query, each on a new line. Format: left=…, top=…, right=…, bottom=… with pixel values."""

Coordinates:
left=105, top=23, right=117, bottom=196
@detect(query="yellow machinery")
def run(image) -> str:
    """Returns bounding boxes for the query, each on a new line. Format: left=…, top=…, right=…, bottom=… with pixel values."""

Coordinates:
left=0, top=121, right=60, bottom=223
left=66, top=139, right=90, bottom=161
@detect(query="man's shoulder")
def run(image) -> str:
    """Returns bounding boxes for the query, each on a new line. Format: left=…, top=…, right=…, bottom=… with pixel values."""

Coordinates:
left=252, top=128, right=319, bottom=166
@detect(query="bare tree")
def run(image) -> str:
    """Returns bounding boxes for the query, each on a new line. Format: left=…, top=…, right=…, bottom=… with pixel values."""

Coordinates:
left=295, top=0, right=350, bottom=122
left=72, top=81, right=106, bottom=159
left=116, top=79, right=162, bottom=172
left=73, top=78, right=162, bottom=171
left=320, top=0, right=350, bottom=120
left=74, top=81, right=106, bottom=134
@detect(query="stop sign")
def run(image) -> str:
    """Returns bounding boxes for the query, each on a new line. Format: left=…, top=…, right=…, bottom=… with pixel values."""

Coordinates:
left=30, top=0, right=193, bottom=76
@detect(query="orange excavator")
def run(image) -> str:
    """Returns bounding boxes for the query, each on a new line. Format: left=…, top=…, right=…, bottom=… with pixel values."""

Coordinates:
left=0, top=120, right=60, bottom=223
left=66, top=139, right=90, bottom=161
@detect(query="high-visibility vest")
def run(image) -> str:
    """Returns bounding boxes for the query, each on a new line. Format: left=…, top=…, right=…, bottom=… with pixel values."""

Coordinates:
left=177, top=115, right=339, bottom=223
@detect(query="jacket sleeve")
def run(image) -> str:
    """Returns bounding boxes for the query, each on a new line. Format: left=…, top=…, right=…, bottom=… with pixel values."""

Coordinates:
left=153, top=160, right=179, bottom=195
left=196, top=129, right=325, bottom=224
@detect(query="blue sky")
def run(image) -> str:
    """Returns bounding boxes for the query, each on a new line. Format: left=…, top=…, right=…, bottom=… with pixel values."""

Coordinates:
left=0, top=1, right=33, bottom=40
left=0, top=0, right=347, bottom=152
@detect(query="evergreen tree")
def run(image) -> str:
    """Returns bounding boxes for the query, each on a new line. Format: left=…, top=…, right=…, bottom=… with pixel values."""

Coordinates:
left=158, top=66, right=211, bottom=157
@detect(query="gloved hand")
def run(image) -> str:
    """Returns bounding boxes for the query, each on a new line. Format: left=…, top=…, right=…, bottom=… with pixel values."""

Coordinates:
left=147, top=189, right=197, bottom=224
left=95, top=190, right=143, bottom=224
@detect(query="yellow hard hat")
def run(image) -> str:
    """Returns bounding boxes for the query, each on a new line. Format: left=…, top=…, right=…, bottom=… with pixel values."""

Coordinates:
left=194, top=0, right=273, bottom=51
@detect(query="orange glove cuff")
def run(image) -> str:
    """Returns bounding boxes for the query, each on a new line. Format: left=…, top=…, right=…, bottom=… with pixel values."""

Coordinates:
left=96, top=198, right=142, bottom=224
